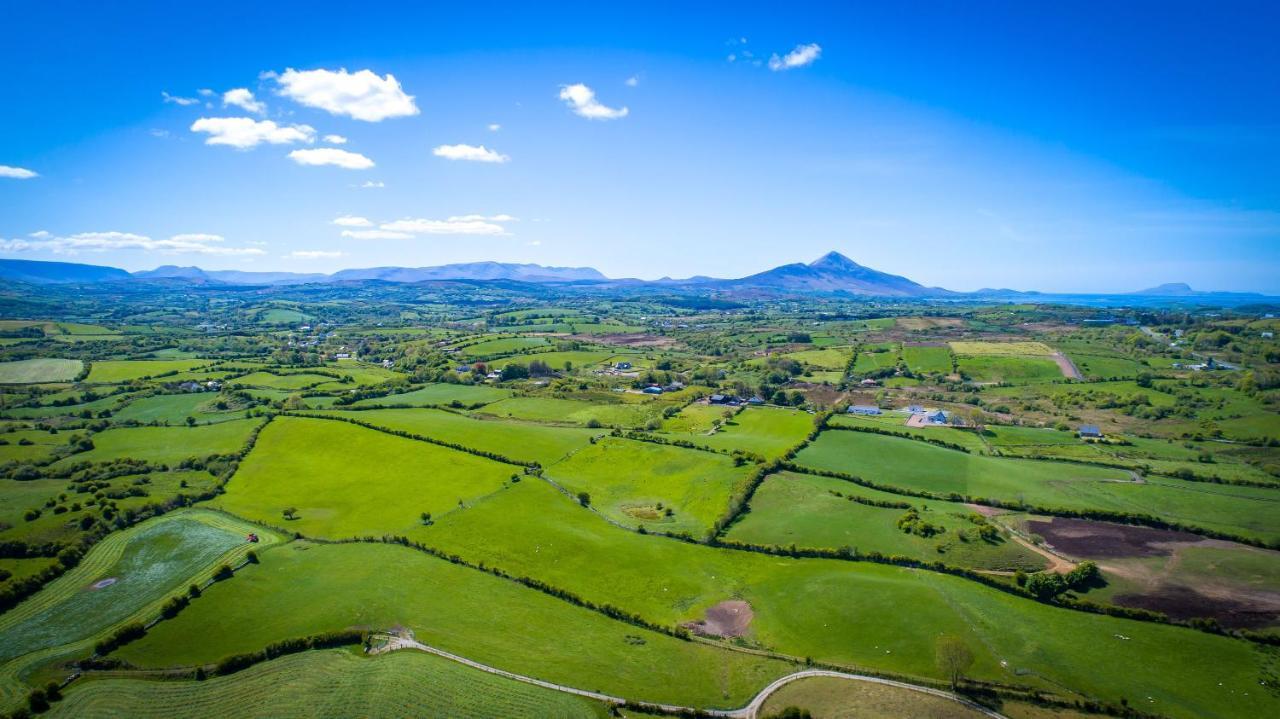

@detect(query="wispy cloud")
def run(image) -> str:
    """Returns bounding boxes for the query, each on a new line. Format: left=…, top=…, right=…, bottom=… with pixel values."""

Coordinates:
left=558, top=83, right=629, bottom=120
left=0, top=231, right=264, bottom=256
left=323, top=134, right=348, bottom=145
left=768, top=43, right=822, bottom=71
left=0, top=165, right=38, bottom=179
left=288, top=148, right=374, bottom=169
left=359, top=180, right=385, bottom=189
left=340, top=229, right=414, bottom=240
left=273, top=67, right=419, bottom=122
left=331, top=215, right=372, bottom=227
left=287, top=250, right=345, bottom=259
left=487, top=123, right=501, bottom=132
left=190, top=117, right=315, bottom=149
left=432, top=144, right=510, bottom=163
left=625, top=75, right=639, bottom=87
left=338, top=214, right=517, bottom=239
left=162, top=91, right=200, bottom=106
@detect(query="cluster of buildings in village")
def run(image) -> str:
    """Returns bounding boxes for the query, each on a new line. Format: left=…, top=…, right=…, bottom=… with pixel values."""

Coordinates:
left=847, top=403, right=950, bottom=425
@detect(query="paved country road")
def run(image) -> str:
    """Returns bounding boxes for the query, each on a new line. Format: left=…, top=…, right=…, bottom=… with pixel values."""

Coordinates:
left=373, top=635, right=1010, bottom=718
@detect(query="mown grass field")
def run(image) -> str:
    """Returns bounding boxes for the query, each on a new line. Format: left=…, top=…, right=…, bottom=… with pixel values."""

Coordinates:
left=461, top=336, right=553, bottom=356
left=726, top=472, right=1046, bottom=571
left=307, top=407, right=600, bottom=465
left=419, top=479, right=1274, bottom=719
left=351, top=382, right=511, bottom=407
left=109, top=393, right=243, bottom=425
left=759, top=676, right=985, bottom=718
left=949, top=341, right=1055, bottom=356
left=230, top=372, right=336, bottom=390
left=796, top=430, right=1280, bottom=543
left=214, top=417, right=516, bottom=537
left=0, top=358, right=82, bottom=384
left=112, top=540, right=792, bottom=709
left=547, top=437, right=754, bottom=534
left=54, top=649, right=611, bottom=718
left=956, top=355, right=1064, bottom=384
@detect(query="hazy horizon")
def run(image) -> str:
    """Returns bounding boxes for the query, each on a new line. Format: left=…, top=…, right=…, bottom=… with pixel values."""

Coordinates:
left=2, top=2, right=1278, bottom=293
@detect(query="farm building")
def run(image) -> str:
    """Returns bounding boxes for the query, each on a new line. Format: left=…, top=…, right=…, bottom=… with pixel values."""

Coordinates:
left=642, top=385, right=664, bottom=394
left=859, top=378, right=879, bottom=387
left=1078, top=425, right=1103, bottom=439
left=615, top=361, right=633, bottom=370
left=848, top=405, right=882, bottom=415
left=926, top=410, right=948, bottom=424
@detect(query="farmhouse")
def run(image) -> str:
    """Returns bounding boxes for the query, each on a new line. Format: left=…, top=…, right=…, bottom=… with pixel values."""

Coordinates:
left=926, top=410, right=949, bottom=424
left=848, top=405, right=881, bottom=415
left=1078, top=424, right=1103, bottom=439
left=859, top=378, right=879, bottom=387
left=615, top=361, right=633, bottom=370
left=642, top=385, right=664, bottom=394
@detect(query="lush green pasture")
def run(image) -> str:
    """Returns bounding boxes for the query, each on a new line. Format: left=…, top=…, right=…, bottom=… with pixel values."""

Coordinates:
left=674, top=406, right=814, bottom=459
left=231, top=372, right=334, bottom=390
left=350, top=382, right=511, bottom=407
left=957, top=355, right=1063, bottom=384
left=902, top=346, right=952, bottom=374
left=796, top=430, right=1280, bottom=543
left=55, top=649, right=610, bottom=718
left=462, top=336, right=553, bottom=356
left=51, top=419, right=261, bottom=468
left=215, top=417, right=514, bottom=537
left=86, top=360, right=210, bottom=383
left=477, top=397, right=662, bottom=428
left=110, top=393, right=242, bottom=425
left=726, top=472, right=1045, bottom=571
left=307, top=408, right=599, bottom=465
left=0, top=358, right=82, bottom=384
left=421, top=479, right=1275, bottom=719
left=113, top=541, right=791, bottom=709
left=548, top=437, right=753, bottom=534
left=661, top=403, right=730, bottom=433
left=1067, top=353, right=1149, bottom=379
left=0, top=478, right=66, bottom=527
left=853, top=348, right=898, bottom=373
left=949, top=341, right=1055, bottom=356
left=0, top=393, right=134, bottom=420
left=0, top=429, right=68, bottom=463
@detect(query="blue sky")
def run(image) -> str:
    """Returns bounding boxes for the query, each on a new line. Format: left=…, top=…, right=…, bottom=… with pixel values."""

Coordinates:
left=2, top=1, right=1278, bottom=292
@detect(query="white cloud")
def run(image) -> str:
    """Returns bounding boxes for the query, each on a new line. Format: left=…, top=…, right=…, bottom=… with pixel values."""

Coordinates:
left=287, top=148, right=374, bottom=169
left=0, top=165, right=38, bottom=179
left=340, top=229, right=415, bottom=240
left=380, top=217, right=509, bottom=235
left=487, top=123, right=501, bottom=132
left=768, top=43, right=822, bottom=71
left=360, top=180, right=385, bottom=188
left=223, top=88, right=266, bottom=114
left=190, top=117, right=315, bottom=149
left=526, top=240, right=542, bottom=246
left=162, top=91, right=199, bottom=106
left=149, top=128, right=171, bottom=138
left=198, top=88, right=215, bottom=97
left=323, top=134, right=348, bottom=144
left=558, top=83, right=629, bottom=120
left=447, top=214, right=517, bottom=222
left=288, top=250, right=345, bottom=259
left=625, top=75, right=639, bottom=87
left=431, top=144, right=510, bottom=163
left=332, top=215, right=372, bottom=227
left=0, top=231, right=264, bottom=256
left=274, top=67, right=418, bottom=122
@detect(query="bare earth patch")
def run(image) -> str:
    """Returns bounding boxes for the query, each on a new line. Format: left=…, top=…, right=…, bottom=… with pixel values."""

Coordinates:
left=1026, top=517, right=1200, bottom=558
left=588, top=333, right=677, bottom=347
left=683, top=600, right=754, bottom=638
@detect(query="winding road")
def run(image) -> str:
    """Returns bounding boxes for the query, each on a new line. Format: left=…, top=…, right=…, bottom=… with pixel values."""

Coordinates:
left=373, top=634, right=1009, bottom=719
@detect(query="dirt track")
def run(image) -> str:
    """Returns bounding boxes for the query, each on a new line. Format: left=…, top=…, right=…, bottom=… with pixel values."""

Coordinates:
left=1050, top=352, right=1083, bottom=380
left=373, top=634, right=1009, bottom=718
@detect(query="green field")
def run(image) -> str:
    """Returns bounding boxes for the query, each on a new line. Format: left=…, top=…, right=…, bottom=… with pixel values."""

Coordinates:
left=112, top=540, right=791, bottom=709
left=53, top=649, right=611, bottom=718
left=487, top=351, right=628, bottom=371
left=671, top=406, right=815, bottom=459
left=51, top=419, right=262, bottom=468
left=86, top=360, right=211, bottom=384
left=902, top=346, right=952, bottom=375
left=419, top=479, right=1274, bottom=719
left=548, top=437, right=754, bottom=534
left=350, top=382, right=511, bottom=407
left=956, top=355, right=1064, bottom=384
left=308, top=407, right=600, bottom=465
left=0, top=358, right=82, bottom=384
left=461, top=336, right=553, bottom=356
left=726, top=472, right=1046, bottom=571
left=213, top=417, right=516, bottom=537
left=110, top=393, right=243, bottom=425
left=796, top=430, right=1280, bottom=543
left=476, top=396, right=663, bottom=428
left=759, top=676, right=985, bottom=718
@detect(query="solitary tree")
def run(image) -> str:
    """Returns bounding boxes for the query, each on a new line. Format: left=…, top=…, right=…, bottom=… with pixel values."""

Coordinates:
left=936, top=635, right=974, bottom=689
left=577, top=491, right=591, bottom=507
left=282, top=507, right=298, bottom=520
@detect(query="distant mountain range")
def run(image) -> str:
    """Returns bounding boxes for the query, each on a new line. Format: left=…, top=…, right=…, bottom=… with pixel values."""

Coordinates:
left=0, top=253, right=1271, bottom=302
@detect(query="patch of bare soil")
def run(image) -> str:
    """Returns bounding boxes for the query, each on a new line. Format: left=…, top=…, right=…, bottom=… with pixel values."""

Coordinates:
left=965, top=503, right=1005, bottom=517
left=1050, top=351, right=1083, bottom=380
left=1026, top=518, right=1200, bottom=559
left=1114, top=584, right=1280, bottom=629
left=683, top=600, right=754, bottom=638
